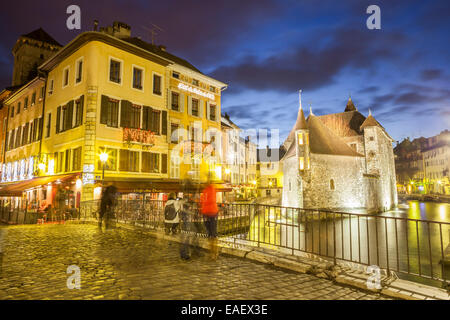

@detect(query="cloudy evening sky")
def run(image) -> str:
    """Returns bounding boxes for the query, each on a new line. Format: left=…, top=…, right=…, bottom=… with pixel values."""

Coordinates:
left=0, top=0, right=449, bottom=146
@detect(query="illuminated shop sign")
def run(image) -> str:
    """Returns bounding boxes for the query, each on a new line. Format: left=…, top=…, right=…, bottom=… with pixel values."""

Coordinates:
left=177, top=83, right=215, bottom=100
left=1, top=157, right=35, bottom=182
left=82, top=164, right=95, bottom=185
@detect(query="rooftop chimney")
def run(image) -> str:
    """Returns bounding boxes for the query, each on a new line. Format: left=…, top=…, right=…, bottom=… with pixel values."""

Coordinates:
left=94, top=20, right=99, bottom=31
left=158, top=45, right=166, bottom=51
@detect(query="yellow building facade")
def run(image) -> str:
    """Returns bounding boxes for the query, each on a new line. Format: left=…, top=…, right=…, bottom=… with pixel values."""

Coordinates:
left=0, top=23, right=227, bottom=210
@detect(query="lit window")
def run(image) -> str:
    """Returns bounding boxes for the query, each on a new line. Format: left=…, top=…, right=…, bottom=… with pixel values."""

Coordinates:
left=63, top=67, right=69, bottom=87
left=76, top=59, right=83, bottom=83
left=297, top=132, right=304, bottom=145
left=171, top=92, right=179, bottom=111
left=299, top=157, right=304, bottom=170
left=153, top=74, right=162, bottom=95
left=209, top=104, right=216, bottom=121
left=109, top=59, right=121, bottom=83
left=133, top=67, right=143, bottom=90
left=191, top=98, right=199, bottom=117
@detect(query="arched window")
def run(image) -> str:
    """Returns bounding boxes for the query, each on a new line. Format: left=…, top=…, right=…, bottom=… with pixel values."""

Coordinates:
left=330, top=179, right=335, bottom=190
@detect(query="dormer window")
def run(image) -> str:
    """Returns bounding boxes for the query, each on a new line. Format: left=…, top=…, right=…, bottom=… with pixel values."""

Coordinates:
left=172, top=72, right=180, bottom=79
left=192, top=79, right=199, bottom=86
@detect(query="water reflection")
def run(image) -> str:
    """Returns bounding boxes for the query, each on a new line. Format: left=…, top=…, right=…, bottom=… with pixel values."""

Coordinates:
left=380, top=201, right=450, bottom=223
left=245, top=201, right=450, bottom=288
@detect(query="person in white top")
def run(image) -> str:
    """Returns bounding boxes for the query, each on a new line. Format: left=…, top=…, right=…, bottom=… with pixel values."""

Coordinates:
left=164, top=193, right=180, bottom=234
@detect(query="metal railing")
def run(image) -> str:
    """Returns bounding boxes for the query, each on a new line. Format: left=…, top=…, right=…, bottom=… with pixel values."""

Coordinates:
left=2, top=199, right=449, bottom=288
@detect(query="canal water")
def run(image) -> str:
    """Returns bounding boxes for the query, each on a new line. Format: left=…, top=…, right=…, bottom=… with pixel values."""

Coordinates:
left=244, top=201, right=450, bottom=288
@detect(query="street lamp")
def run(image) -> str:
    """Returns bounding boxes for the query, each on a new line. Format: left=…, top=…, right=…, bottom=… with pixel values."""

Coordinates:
left=99, top=152, right=109, bottom=184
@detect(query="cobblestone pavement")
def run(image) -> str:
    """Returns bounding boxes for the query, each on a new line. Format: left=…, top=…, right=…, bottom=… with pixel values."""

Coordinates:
left=0, top=224, right=392, bottom=300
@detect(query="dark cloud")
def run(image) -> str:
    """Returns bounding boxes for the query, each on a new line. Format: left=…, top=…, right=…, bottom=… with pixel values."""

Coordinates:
left=420, top=69, right=443, bottom=80
left=358, top=86, right=379, bottom=94
left=0, top=0, right=283, bottom=88
left=211, top=28, right=406, bottom=93
left=394, top=92, right=429, bottom=104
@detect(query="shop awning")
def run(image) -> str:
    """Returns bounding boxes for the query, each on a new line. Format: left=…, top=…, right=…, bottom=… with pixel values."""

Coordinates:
left=0, top=173, right=79, bottom=197
left=103, top=178, right=232, bottom=193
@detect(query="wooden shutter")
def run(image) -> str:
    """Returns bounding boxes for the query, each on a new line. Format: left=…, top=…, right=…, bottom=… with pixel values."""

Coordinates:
left=120, top=100, right=131, bottom=128
left=199, top=100, right=204, bottom=118
left=38, top=117, right=43, bottom=140
left=180, top=93, right=185, bottom=113
left=187, top=96, right=192, bottom=115
left=119, top=149, right=128, bottom=171
left=143, top=106, right=152, bottom=131
left=161, top=154, right=167, bottom=174
left=56, top=106, right=61, bottom=133
left=100, top=95, right=109, bottom=124
left=78, top=95, right=84, bottom=126
left=162, top=111, right=167, bottom=135
left=167, top=89, right=172, bottom=110
left=67, top=100, right=74, bottom=130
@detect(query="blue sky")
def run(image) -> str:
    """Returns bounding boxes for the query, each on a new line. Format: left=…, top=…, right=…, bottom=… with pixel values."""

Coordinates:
left=0, top=0, right=448, bottom=146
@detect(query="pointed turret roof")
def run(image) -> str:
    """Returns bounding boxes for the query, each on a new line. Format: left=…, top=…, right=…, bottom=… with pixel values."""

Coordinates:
left=345, top=97, right=357, bottom=112
left=22, top=28, right=62, bottom=47
left=360, top=113, right=383, bottom=130
left=282, top=91, right=308, bottom=150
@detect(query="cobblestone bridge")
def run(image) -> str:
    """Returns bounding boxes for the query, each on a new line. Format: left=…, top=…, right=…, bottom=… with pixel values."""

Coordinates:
left=0, top=223, right=391, bottom=300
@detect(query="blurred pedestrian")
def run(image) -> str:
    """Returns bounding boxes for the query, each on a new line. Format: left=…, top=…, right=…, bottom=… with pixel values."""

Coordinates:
left=164, top=192, right=180, bottom=235
left=179, top=180, right=204, bottom=260
left=200, top=181, right=219, bottom=260
left=99, top=185, right=117, bottom=230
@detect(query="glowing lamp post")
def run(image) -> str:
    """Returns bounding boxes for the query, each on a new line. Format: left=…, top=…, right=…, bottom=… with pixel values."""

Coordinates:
left=100, top=152, right=109, bottom=184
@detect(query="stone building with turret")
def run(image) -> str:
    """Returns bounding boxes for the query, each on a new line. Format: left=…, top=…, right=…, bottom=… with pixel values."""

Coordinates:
left=281, top=92, right=397, bottom=213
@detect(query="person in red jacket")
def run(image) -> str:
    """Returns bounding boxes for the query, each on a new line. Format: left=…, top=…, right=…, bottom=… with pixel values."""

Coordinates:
left=200, top=182, right=219, bottom=260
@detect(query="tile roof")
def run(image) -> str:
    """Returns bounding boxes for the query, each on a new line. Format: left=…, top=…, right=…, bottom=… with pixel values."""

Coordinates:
left=22, top=28, right=62, bottom=47
left=317, top=110, right=367, bottom=137
left=122, top=37, right=202, bottom=74
left=283, top=114, right=364, bottom=159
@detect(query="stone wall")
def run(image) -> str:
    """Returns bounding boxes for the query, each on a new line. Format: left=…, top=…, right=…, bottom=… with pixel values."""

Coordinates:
left=303, top=154, right=367, bottom=210
left=281, top=156, right=303, bottom=208
left=363, top=126, right=397, bottom=210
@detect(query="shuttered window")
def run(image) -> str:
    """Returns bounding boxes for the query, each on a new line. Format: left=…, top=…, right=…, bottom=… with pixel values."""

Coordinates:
left=74, top=96, right=84, bottom=127
left=46, top=113, right=51, bottom=138
left=32, top=118, right=39, bottom=141
left=142, top=152, right=159, bottom=173
left=109, top=59, right=121, bottom=83
left=142, top=106, right=160, bottom=134
left=191, top=98, right=199, bottom=116
left=119, top=100, right=140, bottom=129
left=171, top=92, right=179, bottom=111
left=72, top=147, right=82, bottom=171
left=56, top=106, right=61, bottom=133
left=153, top=74, right=161, bottom=95
left=210, top=104, right=216, bottom=121
left=65, top=149, right=71, bottom=172
left=100, top=95, right=119, bottom=128
left=15, top=127, right=21, bottom=148
left=161, top=154, right=167, bottom=174
left=62, top=101, right=74, bottom=131
left=119, top=149, right=139, bottom=172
